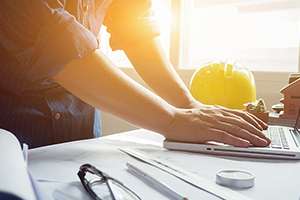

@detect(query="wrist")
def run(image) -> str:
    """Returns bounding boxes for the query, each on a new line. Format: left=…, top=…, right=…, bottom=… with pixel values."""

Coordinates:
left=185, top=98, right=204, bottom=109
left=173, top=92, right=200, bottom=109
left=151, top=103, right=178, bottom=135
left=159, top=107, right=184, bottom=139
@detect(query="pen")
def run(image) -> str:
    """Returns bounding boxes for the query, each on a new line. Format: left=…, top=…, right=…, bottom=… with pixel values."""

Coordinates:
left=126, top=162, right=188, bottom=200
left=22, top=143, right=29, bottom=166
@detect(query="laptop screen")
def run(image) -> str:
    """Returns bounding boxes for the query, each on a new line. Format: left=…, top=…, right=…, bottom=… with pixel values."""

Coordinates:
left=294, top=108, right=300, bottom=131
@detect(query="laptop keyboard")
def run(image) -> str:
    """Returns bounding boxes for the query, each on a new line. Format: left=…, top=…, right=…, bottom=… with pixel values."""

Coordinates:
left=265, top=127, right=289, bottom=149
left=291, top=129, right=300, bottom=146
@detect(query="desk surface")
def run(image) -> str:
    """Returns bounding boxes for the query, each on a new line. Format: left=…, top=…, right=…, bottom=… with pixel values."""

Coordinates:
left=28, top=129, right=300, bottom=200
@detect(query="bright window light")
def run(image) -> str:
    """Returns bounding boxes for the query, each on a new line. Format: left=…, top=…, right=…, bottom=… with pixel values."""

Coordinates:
left=99, top=0, right=171, bottom=68
left=181, top=0, right=300, bottom=72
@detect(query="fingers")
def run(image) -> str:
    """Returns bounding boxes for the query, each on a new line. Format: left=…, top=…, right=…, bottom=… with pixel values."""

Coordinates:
left=219, top=107, right=264, bottom=130
left=174, top=106, right=270, bottom=148
left=236, top=111, right=266, bottom=130
left=222, top=109, right=264, bottom=131
left=215, top=115, right=270, bottom=143
left=206, top=129, right=251, bottom=147
left=212, top=120, right=269, bottom=146
left=247, top=112, right=268, bottom=130
left=197, top=110, right=270, bottom=146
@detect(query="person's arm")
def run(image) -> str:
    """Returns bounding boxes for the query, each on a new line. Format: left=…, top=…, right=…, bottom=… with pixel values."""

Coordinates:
left=124, top=37, right=268, bottom=130
left=53, top=50, right=270, bottom=147
left=124, top=38, right=194, bottom=109
left=54, top=50, right=174, bottom=134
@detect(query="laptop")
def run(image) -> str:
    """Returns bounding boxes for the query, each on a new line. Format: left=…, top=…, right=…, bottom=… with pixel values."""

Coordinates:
left=164, top=111, right=300, bottom=160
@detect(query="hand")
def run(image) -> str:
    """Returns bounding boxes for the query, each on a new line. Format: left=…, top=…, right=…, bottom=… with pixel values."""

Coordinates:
left=164, top=105, right=270, bottom=147
left=190, top=101, right=268, bottom=131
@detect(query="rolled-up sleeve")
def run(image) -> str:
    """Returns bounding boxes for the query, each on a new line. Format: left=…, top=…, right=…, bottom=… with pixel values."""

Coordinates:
left=103, top=0, right=160, bottom=51
left=0, top=0, right=98, bottom=92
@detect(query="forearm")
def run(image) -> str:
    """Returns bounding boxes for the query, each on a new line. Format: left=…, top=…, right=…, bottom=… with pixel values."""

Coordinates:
left=124, top=38, right=196, bottom=108
left=53, top=50, right=175, bottom=134
left=52, top=50, right=269, bottom=147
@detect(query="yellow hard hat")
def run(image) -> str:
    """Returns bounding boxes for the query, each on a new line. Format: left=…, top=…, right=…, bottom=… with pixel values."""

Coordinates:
left=189, top=62, right=256, bottom=109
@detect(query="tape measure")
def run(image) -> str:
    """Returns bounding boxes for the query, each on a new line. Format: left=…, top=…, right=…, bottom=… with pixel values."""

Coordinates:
left=216, top=170, right=255, bottom=189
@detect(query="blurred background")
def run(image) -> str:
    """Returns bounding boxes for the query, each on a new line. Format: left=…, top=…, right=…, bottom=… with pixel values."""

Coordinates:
left=99, top=0, right=300, bottom=135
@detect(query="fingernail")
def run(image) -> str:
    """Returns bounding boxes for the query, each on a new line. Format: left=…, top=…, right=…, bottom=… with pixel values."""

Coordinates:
left=261, top=139, right=269, bottom=146
left=244, top=141, right=251, bottom=147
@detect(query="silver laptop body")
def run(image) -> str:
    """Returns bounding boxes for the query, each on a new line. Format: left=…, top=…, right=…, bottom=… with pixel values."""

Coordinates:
left=164, top=125, right=300, bottom=160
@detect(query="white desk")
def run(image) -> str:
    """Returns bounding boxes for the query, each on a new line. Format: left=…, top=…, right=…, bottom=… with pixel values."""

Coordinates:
left=28, top=129, right=300, bottom=200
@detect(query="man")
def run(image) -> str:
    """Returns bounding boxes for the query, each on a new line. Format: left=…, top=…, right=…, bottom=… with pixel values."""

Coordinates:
left=0, top=0, right=270, bottom=148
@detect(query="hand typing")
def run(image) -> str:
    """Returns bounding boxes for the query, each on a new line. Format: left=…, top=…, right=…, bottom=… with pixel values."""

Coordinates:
left=164, top=104, right=270, bottom=147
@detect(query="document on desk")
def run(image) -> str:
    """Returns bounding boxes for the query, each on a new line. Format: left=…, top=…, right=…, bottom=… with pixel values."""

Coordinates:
left=0, top=129, right=37, bottom=200
left=28, top=138, right=220, bottom=200
left=26, top=130, right=300, bottom=200
left=120, top=148, right=252, bottom=200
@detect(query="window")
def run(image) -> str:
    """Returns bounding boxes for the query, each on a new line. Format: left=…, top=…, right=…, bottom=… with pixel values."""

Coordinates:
left=181, top=0, right=300, bottom=72
left=99, top=0, right=171, bottom=67
left=99, top=0, right=300, bottom=72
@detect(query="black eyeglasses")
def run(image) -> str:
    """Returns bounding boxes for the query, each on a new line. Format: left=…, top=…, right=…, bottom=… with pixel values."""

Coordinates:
left=78, top=164, right=141, bottom=200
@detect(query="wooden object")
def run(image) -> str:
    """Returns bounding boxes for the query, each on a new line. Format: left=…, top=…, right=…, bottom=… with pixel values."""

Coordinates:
left=280, top=78, right=300, bottom=120
left=245, top=99, right=269, bottom=123
left=288, top=73, right=300, bottom=84
left=248, top=110, right=269, bottom=124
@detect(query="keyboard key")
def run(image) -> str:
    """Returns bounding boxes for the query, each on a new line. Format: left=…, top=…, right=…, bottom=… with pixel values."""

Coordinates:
left=269, top=127, right=282, bottom=149
left=264, top=130, right=270, bottom=138
left=279, top=129, right=289, bottom=149
left=291, top=129, right=300, bottom=147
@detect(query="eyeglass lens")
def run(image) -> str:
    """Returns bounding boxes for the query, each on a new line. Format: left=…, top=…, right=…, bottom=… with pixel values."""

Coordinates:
left=89, top=180, right=113, bottom=200
left=90, top=179, right=140, bottom=200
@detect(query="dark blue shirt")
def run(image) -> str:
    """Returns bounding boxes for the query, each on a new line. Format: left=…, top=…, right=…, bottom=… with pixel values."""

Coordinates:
left=0, top=0, right=159, bottom=148
left=0, top=0, right=99, bottom=147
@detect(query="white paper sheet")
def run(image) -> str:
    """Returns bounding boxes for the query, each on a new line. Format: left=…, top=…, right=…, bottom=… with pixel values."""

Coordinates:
left=0, top=129, right=36, bottom=200
left=28, top=129, right=300, bottom=200
left=28, top=138, right=221, bottom=200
